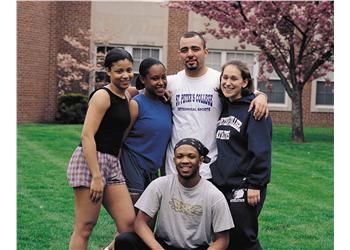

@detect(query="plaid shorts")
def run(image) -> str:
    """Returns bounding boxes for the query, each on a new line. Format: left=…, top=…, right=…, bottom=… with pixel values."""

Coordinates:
left=67, top=147, right=126, bottom=188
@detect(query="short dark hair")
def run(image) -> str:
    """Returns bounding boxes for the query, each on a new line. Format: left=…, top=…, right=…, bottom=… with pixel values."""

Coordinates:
left=135, top=57, right=165, bottom=90
left=104, top=48, right=133, bottom=69
left=217, top=60, right=254, bottom=100
left=180, top=31, right=206, bottom=49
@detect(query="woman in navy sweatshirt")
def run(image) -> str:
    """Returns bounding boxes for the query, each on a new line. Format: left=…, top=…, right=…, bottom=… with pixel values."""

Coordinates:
left=210, top=60, right=272, bottom=250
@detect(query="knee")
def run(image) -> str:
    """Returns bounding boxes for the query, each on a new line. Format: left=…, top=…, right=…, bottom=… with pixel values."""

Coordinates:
left=74, top=221, right=97, bottom=239
left=117, top=216, right=135, bottom=233
left=121, top=221, right=134, bottom=233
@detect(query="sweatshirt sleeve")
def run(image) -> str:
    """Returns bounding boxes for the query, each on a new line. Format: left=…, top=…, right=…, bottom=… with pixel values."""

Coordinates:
left=245, top=115, right=272, bottom=188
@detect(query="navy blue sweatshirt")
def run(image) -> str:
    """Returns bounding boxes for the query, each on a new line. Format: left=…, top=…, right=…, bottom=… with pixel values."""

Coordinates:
left=210, top=94, right=272, bottom=190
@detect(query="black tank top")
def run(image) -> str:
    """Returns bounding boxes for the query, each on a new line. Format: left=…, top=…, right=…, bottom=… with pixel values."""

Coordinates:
left=80, top=87, right=130, bottom=156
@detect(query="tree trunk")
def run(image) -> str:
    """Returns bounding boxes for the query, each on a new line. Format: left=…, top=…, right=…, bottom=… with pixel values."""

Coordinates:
left=291, top=88, right=305, bottom=142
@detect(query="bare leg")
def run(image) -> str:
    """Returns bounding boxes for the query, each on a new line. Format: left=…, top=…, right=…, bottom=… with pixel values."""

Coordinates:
left=130, top=193, right=141, bottom=214
left=69, top=187, right=102, bottom=250
left=103, top=184, right=136, bottom=250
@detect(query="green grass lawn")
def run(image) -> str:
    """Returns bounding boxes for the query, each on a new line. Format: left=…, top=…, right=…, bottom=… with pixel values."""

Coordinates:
left=17, top=124, right=333, bottom=249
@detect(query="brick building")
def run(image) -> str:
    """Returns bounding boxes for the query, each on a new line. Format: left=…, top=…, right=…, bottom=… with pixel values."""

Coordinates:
left=17, top=1, right=91, bottom=123
left=17, top=1, right=333, bottom=126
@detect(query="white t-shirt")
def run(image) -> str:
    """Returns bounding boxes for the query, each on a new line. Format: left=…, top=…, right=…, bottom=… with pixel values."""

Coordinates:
left=165, top=68, right=222, bottom=179
left=135, top=174, right=234, bottom=249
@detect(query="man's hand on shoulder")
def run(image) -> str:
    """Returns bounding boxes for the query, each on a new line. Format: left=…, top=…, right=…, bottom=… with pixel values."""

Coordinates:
left=126, top=86, right=139, bottom=99
left=249, top=92, right=269, bottom=120
left=162, top=90, right=172, bottom=103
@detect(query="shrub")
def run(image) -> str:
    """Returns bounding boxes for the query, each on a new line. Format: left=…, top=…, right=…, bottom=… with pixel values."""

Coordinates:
left=56, top=93, right=88, bottom=124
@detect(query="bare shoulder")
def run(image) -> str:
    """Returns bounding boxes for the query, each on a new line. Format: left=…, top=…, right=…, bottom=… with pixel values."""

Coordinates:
left=129, top=99, right=139, bottom=118
left=129, top=99, right=139, bottom=107
left=89, top=89, right=110, bottom=110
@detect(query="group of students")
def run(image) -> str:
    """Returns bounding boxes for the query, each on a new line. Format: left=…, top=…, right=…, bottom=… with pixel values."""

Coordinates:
left=66, top=31, right=272, bottom=250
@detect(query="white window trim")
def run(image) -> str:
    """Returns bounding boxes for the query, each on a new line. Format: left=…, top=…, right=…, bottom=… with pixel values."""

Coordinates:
left=310, top=78, right=334, bottom=113
left=93, top=43, right=162, bottom=65
left=207, top=50, right=259, bottom=82
left=91, top=44, right=162, bottom=90
left=224, top=51, right=257, bottom=77
left=206, top=50, right=222, bottom=71
left=262, top=77, right=292, bottom=111
left=124, top=45, right=163, bottom=74
left=207, top=49, right=292, bottom=111
left=266, top=97, right=292, bottom=111
left=255, top=67, right=292, bottom=111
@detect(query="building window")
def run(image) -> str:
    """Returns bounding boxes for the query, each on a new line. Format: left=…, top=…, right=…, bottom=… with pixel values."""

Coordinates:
left=207, top=52, right=222, bottom=71
left=227, top=52, right=255, bottom=74
left=206, top=50, right=258, bottom=84
left=132, top=47, right=160, bottom=72
left=95, top=45, right=124, bottom=88
left=255, top=67, right=291, bottom=111
left=316, top=81, right=334, bottom=105
left=257, top=79, right=286, bottom=104
left=310, top=76, right=334, bottom=113
left=93, top=45, right=161, bottom=90
left=205, top=49, right=292, bottom=111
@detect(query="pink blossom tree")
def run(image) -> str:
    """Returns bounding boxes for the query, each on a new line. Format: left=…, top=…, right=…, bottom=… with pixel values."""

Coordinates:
left=170, top=1, right=333, bottom=142
left=57, top=28, right=111, bottom=95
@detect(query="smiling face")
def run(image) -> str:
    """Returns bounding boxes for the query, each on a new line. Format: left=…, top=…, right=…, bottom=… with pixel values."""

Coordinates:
left=141, top=64, right=167, bottom=98
left=106, top=59, right=134, bottom=92
left=178, top=35, right=208, bottom=75
left=220, top=64, right=248, bottom=101
left=174, top=144, right=203, bottom=180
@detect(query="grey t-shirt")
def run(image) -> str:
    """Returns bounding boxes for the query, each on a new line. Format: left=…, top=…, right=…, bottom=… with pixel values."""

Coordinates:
left=135, top=174, right=234, bottom=249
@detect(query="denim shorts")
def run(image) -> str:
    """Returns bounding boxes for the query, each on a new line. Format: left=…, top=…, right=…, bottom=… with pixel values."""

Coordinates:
left=120, top=149, right=158, bottom=194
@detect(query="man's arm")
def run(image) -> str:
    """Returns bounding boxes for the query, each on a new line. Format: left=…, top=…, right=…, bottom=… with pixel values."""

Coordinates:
left=249, top=90, right=269, bottom=120
left=134, top=211, right=165, bottom=250
left=207, top=231, right=230, bottom=250
left=126, top=86, right=139, bottom=98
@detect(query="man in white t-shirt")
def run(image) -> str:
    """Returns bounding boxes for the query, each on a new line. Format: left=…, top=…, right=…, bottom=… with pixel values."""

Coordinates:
left=115, top=138, right=234, bottom=250
left=165, top=31, right=268, bottom=179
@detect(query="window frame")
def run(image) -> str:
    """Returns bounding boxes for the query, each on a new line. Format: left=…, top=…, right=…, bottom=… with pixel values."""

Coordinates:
left=257, top=72, right=292, bottom=111
left=207, top=50, right=225, bottom=72
left=310, top=74, right=334, bottom=113
left=207, top=50, right=259, bottom=84
left=128, top=46, right=162, bottom=74
left=208, top=49, right=291, bottom=111
left=92, top=44, right=162, bottom=91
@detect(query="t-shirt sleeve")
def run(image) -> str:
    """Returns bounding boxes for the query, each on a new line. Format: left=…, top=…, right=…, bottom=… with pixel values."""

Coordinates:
left=211, top=195, right=235, bottom=233
left=135, top=179, right=163, bottom=218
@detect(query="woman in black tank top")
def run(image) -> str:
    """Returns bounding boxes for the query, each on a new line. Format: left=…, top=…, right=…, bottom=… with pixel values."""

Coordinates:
left=67, top=48, right=136, bottom=249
